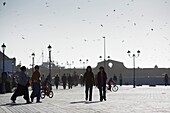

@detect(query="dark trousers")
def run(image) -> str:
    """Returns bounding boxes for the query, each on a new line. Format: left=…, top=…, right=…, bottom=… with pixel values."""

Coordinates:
left=120, top=80, right=122, bottom=86
left=11, top=84, right=29, bottom=102
left=30, top=82, right=41, bottom=102
left=85, top=85, right=93, bottom=101
left=63, top=83, right=66, bottom=89
left=98, top=85, right=106, bottom=101
left=55, top=83, right=59, bottom=89
left=68, top=82, right=72, bottom=89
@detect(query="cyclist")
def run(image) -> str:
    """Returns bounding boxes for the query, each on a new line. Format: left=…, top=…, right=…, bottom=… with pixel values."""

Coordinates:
left=107, top=78, right=113, bottom=91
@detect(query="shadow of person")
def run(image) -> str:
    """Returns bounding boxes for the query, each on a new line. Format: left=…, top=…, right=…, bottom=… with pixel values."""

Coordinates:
left=0, top=103, right=32, bottom=107
left=85, top=101, right=101, bottom=104
left=70, top=100, right=101, bottom=104
left=70, top=101, right=86, bottom=104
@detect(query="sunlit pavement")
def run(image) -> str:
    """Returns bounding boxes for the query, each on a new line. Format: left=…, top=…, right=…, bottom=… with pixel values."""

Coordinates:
left=0, top=85, right=170, bottom=113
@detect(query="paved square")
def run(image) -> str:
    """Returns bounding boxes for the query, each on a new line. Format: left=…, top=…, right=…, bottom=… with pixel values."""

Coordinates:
left=0, top=85, right=170, bottom=113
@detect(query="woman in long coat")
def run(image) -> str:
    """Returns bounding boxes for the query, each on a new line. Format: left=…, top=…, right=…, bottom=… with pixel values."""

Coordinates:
left=83, top=66, right=95, bottom=101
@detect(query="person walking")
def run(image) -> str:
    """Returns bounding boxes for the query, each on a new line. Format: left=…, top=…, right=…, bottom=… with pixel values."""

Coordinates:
left=83, top=66, right=95, bottom=101
left=54, top=74, right=60, bottom=89
left=119, top=74, right=123, bottom=86
left=30, top=65, right=41, bottom=103
left=96, top=66, right=107, bottom=101
left=164, top=74, right=169, bottom=86
left=68, top=74, right=73, bottom=89
left=11, top=66, right=31, bottom=104
left=62, top=74, right=67, bottom=89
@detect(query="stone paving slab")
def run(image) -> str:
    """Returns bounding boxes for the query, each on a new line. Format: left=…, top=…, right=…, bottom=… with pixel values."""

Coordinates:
left=0, top=85, right=170, bottom=113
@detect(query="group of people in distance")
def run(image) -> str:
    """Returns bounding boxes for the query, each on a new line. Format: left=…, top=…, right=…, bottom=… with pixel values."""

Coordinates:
left=83, top=66, right=107, bottom=102
left=11, top=65, right=42, bottom=104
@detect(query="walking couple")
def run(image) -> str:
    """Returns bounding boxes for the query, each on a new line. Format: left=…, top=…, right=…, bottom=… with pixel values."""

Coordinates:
left=11, top=65, right=42, bottom=104
left=83, top=66, right=107, bottom=102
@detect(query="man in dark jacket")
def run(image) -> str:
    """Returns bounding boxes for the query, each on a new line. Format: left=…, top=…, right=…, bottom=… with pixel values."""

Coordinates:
left=62, top=74, right=67, bottom=89
left=54, top=74, right=60, bottom=89
left=68, top=74, right=73, bottom=89
left=96, top=66, right=107, bottom=101
left=83, top=66, right=95, bottom=101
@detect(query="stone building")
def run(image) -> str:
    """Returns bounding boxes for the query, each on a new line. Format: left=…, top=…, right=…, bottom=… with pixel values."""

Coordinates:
left=28, top=59, right=170, bottom=85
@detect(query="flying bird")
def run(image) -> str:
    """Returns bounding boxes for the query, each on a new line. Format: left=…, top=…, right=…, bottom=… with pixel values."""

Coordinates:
left=22, top=37, right=25, bottom=39
left=101, top=24, right=104, bottom=27
left=3, top=2, right=6, bottom=6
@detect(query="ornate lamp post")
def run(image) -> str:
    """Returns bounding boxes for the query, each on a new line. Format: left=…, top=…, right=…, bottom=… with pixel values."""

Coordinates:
left=1, top=43, right=6, bottom=94
left=1, top=43, right=6, bottom=72
left=31, top=53, right=35, bottom=74
left=48, top=45, right=52, bottom=77
left=79, top=59, right=88, bottom=72
left=66, top=61, right=74, bottom=73
left=127, top=50, right=140, bottom=88
left=103, top=36, right=106, bottom=69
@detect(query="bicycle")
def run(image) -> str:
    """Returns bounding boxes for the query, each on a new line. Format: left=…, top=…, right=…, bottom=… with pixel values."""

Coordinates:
left=41, top=83, right=54, bottom=99
left=107, top=84, right=119, bottom=92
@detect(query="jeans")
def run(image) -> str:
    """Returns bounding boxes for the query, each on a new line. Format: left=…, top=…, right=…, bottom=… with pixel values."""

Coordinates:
left=98, top=85, right=106, bottom=101
left=85, top=85, right=93, bottom=101
left=30, top=82, right=41, bottom=102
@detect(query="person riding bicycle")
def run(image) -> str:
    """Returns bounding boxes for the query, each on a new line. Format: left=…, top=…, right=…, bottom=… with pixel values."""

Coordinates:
left=41, top=76, right=52, bottom=96
left=107, top=78, right=113, bottom=91
left=113, top=75, right=117, bottom=86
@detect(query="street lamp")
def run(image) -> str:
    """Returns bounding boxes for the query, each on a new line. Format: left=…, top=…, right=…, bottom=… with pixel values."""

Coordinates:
left=31, top=53, right=35, bottom=74
left=1, top=43, right=6, bottom=94
left=99, top=56, right=110, bottom=60
left=79, top=59, right=88, bottom=71
left=48, top=44, right=52, bottom=77
left=127, top=50, right=140, bottom=88
left=103, top=36, right=106, bottom=69
left=66, top=61, right=74, bottom=73
left=1, top=43, right=6, bottom=72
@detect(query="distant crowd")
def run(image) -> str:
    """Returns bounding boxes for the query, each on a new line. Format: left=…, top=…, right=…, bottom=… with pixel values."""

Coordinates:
left=8, top=65, right=170, bottom=104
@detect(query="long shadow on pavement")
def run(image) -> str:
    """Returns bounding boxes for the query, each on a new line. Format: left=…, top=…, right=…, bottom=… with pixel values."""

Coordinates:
left=70, top=100, right=101, bottom=104
left=0, top=103, right=33, bottom=107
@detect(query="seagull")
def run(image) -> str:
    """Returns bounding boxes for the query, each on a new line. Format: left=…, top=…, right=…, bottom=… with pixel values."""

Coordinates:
left=101, top=24, right=103, bottom=27
left=22, top=37, right=25, bottom=39
left=151, top=28, right=154, bottom=31
left=77, top=7, right=80, bottom=9
left=71, top=47, right=74, bottom=49
left=3, top=2, right=6, bottom=6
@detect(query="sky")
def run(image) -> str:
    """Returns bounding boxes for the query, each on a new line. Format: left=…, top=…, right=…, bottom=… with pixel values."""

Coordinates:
left=0, top=0, right=170, bottom=69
